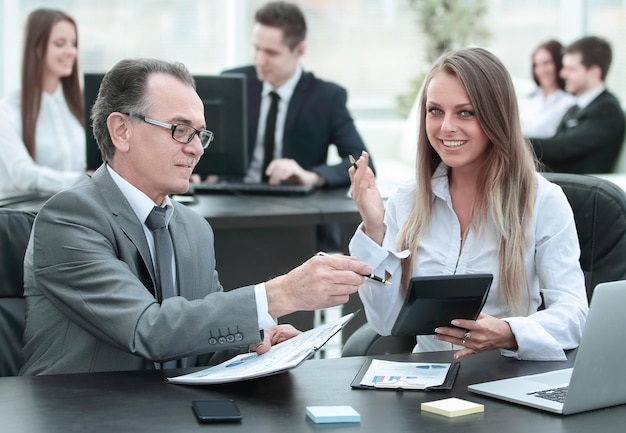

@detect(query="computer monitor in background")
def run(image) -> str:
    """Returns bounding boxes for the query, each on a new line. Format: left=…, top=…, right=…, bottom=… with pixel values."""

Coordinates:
left=83, top=73, right=248, bottom=178
left=83, top=73, right=104, bottom=171
left=195, top=74, right=248, bottom=178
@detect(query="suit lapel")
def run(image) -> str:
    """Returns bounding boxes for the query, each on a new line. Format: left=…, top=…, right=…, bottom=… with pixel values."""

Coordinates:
left=580, top=90, right=608, bottom=114
left=557, top=91, right=608, bottom=133
left=558, top=104, right=581, bottom=130
left=92, top=166, right=158, bottom=297
left=283, top=71, right=312, bottom=156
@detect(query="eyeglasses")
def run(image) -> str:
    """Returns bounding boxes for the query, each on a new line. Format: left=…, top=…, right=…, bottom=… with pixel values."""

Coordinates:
left=126, top=113, right=214, bottom=149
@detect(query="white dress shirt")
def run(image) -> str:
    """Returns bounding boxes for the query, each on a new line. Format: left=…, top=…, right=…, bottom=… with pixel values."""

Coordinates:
left=0, top=87, right=85, bottom=192
left=244, top=65, right=303, bottom=183
left=574, top=84, right=605, bottom=110
left=349, top=164, right=588, bottom=361
left=106, top=165, right=275, bottom=330
left=519, top=88, right=576, bottom=138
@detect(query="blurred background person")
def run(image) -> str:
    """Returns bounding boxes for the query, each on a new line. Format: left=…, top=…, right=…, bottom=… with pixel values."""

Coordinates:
left=518, top=39, right=575, bottom=139
left=223, top=1, right=375, bottom=252
left=529, top=36, right=625, bottom=174
left=223, top=1, right=374, bottom=188
left=0, top=8, right=85, bottom=193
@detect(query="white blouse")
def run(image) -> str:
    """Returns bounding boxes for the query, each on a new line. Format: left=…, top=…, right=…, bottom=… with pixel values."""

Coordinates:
left=0, top=87, right=85, bottom=192
left=349, top=165, right=588, bottom=361
left=519, top=88, right=576, bottom=138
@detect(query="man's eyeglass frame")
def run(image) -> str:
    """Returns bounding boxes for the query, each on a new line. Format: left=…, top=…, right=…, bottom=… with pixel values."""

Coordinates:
left=125, top=113, right=214, bottom=149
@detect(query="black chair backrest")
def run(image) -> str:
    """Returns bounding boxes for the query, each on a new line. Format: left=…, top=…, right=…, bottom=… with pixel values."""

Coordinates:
left=543, top=173, right=626, bottom=301
left=0, top=209, right=36, bottom=376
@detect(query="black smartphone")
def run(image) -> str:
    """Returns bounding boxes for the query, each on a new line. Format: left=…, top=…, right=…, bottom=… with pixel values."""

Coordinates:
left=192, top=399, right=242, bottom=423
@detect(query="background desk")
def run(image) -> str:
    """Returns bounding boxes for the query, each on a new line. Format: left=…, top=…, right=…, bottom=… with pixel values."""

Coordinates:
left=187, top=189, right=363, bottom=334
left=1, top=189, right=365, bottom=335
left=1, top=350, right=624, bottom=433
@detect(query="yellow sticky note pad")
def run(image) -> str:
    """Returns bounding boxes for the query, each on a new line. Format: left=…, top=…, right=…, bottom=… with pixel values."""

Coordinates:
left=421, top=398, right=484, bottom=418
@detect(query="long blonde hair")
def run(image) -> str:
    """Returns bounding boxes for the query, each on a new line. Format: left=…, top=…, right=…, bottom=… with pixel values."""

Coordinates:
left=398, top=48, right=537, bottom=314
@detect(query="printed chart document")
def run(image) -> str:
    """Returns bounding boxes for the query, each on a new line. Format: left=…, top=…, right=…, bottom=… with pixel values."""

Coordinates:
left=168, top=312, right=354, bottom=385
left=351, top=359, right=460, bottom=391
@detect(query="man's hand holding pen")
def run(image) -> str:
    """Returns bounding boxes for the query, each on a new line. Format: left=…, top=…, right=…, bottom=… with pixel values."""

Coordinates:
left=264, top=253, right=373, bottom=319
left=317, top=252, right=390, bottom=285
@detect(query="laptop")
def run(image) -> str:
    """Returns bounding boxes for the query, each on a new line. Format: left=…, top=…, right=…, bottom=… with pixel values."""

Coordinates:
left=468, top=280, right=626, bottom=415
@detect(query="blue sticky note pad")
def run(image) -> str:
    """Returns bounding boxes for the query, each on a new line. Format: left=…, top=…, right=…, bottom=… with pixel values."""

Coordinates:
left=306, top=406, right=361, bottom=423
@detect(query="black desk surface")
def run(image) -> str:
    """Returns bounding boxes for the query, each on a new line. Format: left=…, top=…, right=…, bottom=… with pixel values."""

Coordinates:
left=0, top=191, right=52, bottom=209
left=187, top=187, right=361, bottom=228
left=1, top=350, right=623, bottom=433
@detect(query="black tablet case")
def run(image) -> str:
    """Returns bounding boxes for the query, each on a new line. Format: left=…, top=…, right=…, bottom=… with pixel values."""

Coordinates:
left=391, top=274, right=493, bottom=336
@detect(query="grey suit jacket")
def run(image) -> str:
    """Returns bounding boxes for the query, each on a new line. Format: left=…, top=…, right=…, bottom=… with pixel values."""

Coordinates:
left=20, top=166, right=261, bottom=375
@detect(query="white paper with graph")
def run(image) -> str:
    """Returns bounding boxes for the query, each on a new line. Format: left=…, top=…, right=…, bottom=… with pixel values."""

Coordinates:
left=168, top=312, right=355, bottom=385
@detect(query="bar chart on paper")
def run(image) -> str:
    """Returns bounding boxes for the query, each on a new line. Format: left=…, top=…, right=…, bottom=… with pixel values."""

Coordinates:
left=359, top=360, right=451, bottom=389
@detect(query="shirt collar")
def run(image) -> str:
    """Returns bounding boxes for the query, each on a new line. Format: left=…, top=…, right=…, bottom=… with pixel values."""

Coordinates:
left=41, top=85, right=65, bottom=103
left=262, top=64, right=302, bottom=102
left=575, top=84, right=605, bottom=110
left=106, top=164, right=173, bottom=226
left=431, top=162, right=451, bottom=200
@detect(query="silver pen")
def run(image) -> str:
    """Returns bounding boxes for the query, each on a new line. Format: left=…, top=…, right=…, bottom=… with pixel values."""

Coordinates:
left=316, top=252, right=391, bottom=285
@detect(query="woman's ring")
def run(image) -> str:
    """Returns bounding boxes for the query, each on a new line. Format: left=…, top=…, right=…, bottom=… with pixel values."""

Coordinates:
left=463, top=331, right=472, bottom=346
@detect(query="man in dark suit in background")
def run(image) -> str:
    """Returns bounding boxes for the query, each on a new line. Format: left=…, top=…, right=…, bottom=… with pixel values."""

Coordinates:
left=529, top=36, right=625, bottom=174
left=224, top=1, right=375, bottom=251
left=223, top=1, right=374, bottom=187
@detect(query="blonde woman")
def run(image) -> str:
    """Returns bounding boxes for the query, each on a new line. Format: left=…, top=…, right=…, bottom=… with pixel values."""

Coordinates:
left=348, top=48, right=588, bottom=361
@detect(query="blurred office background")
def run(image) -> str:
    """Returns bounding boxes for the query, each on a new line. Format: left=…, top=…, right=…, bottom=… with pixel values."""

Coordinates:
left=1, top=0, right=624, bottom=357
left=1, top=0, right=624, bottom=166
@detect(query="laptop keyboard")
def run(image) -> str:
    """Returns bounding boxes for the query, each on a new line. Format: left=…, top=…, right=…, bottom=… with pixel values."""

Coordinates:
left=528, top=386, right=569, bottom=403
left=191, top=182, right=315, bottom=196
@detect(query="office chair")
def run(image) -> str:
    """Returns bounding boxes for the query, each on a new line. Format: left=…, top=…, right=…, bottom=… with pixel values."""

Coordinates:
left=0, top=209, right=35, bottom=376
left=341, top=321, right=415, bottom=357
left=342, top=173, right=626, bottom=357
left=543, top=173, right=626, bottom=300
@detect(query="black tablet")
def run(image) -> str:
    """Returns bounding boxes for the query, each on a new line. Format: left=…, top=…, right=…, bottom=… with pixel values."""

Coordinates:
left=390, top=274, right=493, bottom=336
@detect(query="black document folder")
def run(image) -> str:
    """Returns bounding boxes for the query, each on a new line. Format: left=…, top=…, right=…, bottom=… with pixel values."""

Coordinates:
left=351, top=358, right=460, bottom=391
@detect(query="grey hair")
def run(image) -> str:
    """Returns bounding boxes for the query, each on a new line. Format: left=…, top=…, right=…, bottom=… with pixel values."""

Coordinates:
left=90, top=58, right=196, bottom=161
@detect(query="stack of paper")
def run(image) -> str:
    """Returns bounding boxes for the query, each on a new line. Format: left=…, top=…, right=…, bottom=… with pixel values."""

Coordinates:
left=421, top=398, right=484, bottom=418
left=306, top=406, right=360, bottom=423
